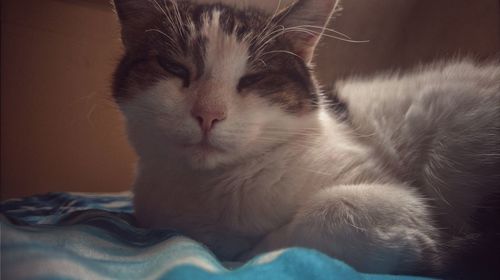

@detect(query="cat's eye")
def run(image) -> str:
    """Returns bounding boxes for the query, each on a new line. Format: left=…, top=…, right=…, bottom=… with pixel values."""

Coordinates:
left=237, top=73, right=266, bottom=91
left=157, top=56, right=190, bottom=87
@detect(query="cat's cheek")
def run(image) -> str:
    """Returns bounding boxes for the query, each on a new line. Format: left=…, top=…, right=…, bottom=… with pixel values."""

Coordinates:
left=219, top=125, right=260, bottom=148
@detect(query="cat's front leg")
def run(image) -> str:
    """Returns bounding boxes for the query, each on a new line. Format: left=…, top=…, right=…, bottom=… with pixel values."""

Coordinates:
left=242, top=184, right=441, bottom=275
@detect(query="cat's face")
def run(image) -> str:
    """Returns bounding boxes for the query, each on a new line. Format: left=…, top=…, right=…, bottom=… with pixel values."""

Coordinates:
left=113, top=0, right=337, bottom=169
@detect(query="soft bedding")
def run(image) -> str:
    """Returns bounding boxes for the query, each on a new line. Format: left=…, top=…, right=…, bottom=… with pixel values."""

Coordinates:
left=1, top=192, right=432, bottom=279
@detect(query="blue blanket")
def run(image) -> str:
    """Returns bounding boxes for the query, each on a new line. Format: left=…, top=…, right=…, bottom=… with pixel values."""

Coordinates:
left=1, top=192, right=433, bottom=279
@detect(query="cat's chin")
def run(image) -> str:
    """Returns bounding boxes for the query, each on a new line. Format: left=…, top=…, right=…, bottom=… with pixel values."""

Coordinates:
left=186, top=154, right=229, bottom=170
left=183, top=144, right=233, bottom=170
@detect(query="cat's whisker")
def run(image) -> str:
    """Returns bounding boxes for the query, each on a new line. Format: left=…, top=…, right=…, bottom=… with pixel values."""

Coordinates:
left=290, top=24, right=354, bottom=40
left=262, top=129, right=322, bottom=133
left=170, top=0, right=188, bottom=40
left=279, top=27, right=369, bottom=43
left=145, top=29, right=176, bottom=44
left=254, top=135, right=320, bottom=144
left=260, top=50, right=302, bottom=60
left=263, top=128, right=323, bottom=132
left=221, top=132, right=323, bottom=139
left=251, top=139, right=317, bottom=150
left=253, top=23, right=368, bottom=60
left=254, top=25, right=286, bottom=56
left=148, top=0, right=168, bottom=19
left=151, top=0, right=182, bottom=42
left=319, top=32, right=370, bottom=43
left=262, top=131, right=322, bottom=137
left=259, top=0, right=283, bottom=43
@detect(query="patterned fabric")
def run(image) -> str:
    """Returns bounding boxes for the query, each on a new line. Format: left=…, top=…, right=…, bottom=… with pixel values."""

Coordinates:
left=1, top=192, right=433, bottom=280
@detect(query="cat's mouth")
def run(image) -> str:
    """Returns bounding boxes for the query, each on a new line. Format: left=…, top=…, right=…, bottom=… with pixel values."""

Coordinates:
left=182, top=139, right=225, bottom=154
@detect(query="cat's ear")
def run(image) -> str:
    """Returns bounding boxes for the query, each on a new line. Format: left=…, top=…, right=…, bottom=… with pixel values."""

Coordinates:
left=112, top=0, right=159, bottom=50
left=275, top=0, right=339, bottom=63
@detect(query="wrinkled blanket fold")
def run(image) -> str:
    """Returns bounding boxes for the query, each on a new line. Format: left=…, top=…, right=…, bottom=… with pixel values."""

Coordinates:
left=1, top=192, right=432, bottom=280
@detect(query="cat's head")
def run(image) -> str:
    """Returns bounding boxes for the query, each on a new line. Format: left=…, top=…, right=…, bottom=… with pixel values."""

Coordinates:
left=113, top=0, right=338, bottom=169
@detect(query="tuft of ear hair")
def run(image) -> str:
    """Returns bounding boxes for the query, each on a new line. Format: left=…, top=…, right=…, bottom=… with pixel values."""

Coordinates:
left=112, top=0, right=161, bottom=50
left=274, top=0, right=340, bottom=64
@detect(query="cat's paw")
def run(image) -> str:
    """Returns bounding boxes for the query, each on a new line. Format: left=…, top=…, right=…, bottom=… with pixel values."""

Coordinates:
left=280, top=185, right=441, bottom=274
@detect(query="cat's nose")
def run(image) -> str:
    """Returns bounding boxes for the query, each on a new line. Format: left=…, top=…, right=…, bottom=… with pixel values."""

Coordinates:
left=191, top=108, right=227, bottom=134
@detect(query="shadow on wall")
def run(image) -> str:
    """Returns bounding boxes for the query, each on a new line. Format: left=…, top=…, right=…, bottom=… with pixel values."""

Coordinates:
left=1, top=0, right=135, bottom=199
left=1, top=0, right=499, bottom=199
left=314, top=0, right=499, bottom=84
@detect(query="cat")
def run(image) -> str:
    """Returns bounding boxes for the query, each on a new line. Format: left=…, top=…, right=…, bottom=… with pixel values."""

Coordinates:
left=112, top=0, right=500, bottom=277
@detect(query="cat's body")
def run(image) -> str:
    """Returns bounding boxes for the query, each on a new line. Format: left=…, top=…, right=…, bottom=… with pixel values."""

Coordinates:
left=132, top=60, right=500, bottom=273
left=112, top=0, right=500, bottom=276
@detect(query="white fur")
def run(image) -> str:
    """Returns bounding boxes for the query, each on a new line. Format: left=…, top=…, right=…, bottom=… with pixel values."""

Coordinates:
left=119, top=7, right=500, bottom=275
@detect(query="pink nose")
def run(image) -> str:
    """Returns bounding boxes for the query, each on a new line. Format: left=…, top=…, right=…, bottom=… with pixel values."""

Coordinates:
left=191, top=108, right=227, bottom=134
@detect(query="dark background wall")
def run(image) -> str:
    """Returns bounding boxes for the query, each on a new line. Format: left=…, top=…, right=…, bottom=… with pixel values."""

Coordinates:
left=1, top=0, right=499, bottom=199
left=1, top=0, right=135, bottom=199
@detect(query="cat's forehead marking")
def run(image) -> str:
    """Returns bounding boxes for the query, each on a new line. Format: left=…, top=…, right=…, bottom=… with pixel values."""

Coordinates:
left=114, top=2, right=317, bottom=113
left=193, top=9, right=250, bottom=84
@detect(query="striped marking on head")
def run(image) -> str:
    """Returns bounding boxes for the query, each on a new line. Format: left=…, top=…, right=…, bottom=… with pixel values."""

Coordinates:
left=113, top=0, right=339, bottom=113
